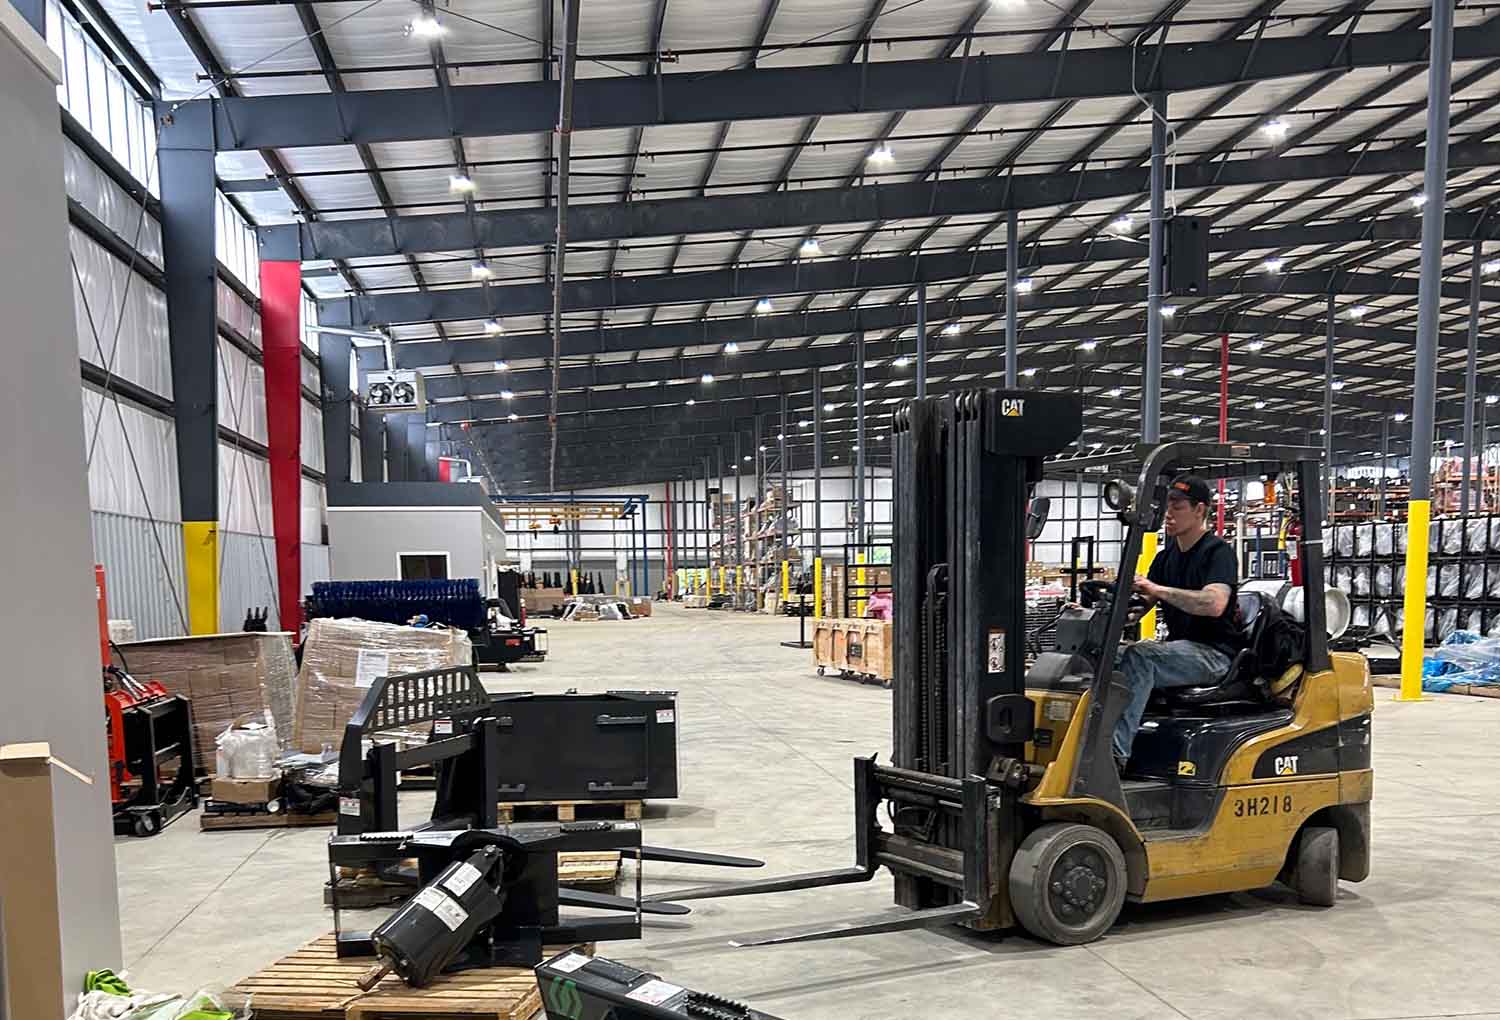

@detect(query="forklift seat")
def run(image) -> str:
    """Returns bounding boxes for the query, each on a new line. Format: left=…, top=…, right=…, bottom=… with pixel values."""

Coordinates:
left=1148, top=591, right=1276, bottom=711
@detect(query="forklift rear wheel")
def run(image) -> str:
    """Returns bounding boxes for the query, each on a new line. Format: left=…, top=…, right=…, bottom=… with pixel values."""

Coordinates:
left=133, top=813, right=158, bottom=837
left=1294, top=826, right=1339, bottom=907
left=1010, top=822, right=1128, bottom=945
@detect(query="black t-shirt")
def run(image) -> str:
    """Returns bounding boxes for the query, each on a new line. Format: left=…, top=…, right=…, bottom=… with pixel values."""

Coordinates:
left=1147, top=532, right=1240, bottom=654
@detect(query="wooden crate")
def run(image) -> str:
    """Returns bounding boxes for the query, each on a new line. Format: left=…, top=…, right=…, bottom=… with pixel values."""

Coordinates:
left=812, top=618, right=893, bottom=684
left=495, top=800, right=643, bottom=824
left=231, top=934, right=584, bottom=1019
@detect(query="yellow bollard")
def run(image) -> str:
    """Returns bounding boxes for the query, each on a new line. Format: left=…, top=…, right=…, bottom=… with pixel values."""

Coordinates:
left=719, top=566, right=726, bottom=594
left=781, top=560, right=791, bottom=605
left=814, top=556, right=824, bottom=619
left=1397, top=499, right=1431, bottom=701
left=856, top=552, right=867, bottom=618
left=1136, top=532, right=1158, bottom=639
left=570, top=568, right=579, bottom=597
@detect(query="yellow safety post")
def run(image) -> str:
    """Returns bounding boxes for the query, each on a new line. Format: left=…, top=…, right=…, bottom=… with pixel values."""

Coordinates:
left=570, top=568, right=579, bottom=596
left=781, top=560, right=791, bottom=605
left=719, top=566, right=726, bottom=593
left=1397, top=499, right=1431, bottom=701
left=813, top=556, right=824, bottom=619
left=1136, top=532, right=1158, bottom=639
left=183, top=522, right=219, bottom=634
left=856, top=552, right=867, bottom=618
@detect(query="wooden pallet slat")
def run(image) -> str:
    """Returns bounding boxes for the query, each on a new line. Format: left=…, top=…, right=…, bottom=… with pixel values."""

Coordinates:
left=495, top=800, right=643, bottom=824
left=230, top=933, right=582, bottom=1019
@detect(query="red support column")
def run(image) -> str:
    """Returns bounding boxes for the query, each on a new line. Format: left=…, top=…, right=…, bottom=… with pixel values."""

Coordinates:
left=261, top=260, right=303, bottom=635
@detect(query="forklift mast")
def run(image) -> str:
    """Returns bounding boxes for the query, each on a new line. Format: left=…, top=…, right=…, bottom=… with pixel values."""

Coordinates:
left=892, top=390, right=1083, bottom=913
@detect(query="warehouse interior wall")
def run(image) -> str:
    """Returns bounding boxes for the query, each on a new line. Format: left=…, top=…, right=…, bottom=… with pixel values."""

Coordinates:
left=48, top=0, right=332, bottom=640
left=0, top=9, right=124, bottom=1001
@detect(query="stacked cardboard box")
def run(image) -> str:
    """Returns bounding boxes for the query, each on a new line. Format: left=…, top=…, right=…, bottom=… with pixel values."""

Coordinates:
left=523, top=587, right=567, bottom=615
left=112, top=633, right=297, bottom=774
left=294, top=618, right=473, bottom=753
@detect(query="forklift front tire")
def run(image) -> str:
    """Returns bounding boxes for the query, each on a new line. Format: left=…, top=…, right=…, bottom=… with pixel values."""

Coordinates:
left=1294, top=826, right=1340, bottom=907
left=1010, top=822, right=1128, bottom=945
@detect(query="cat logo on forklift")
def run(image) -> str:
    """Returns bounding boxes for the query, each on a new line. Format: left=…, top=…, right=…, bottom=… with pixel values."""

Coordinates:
left=1274, top=755, right=1300, bottom=776
left=1000, top=398, right=1026, bottom=417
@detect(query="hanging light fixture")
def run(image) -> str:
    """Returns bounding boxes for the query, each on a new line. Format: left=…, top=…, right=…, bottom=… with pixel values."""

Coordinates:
left=867, top=143, right=895, bottom=167
left=470, top=261, right=494, bottom=280
left=483, top=318, right=504, bottom=335
left=723, top=341, right=740, bottom=354
left=799, top=238, right=822, bottom=258
left=942, top=322, right=962, bottom=336
left=754, top=298, right=773, bottom=314
left=448, top=174, right=476, bottom=195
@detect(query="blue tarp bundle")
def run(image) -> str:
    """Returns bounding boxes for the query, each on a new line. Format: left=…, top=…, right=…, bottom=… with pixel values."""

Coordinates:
left=1422, top=630, right=1500, bottom=691
left=309, top=579, right=486, bottom=632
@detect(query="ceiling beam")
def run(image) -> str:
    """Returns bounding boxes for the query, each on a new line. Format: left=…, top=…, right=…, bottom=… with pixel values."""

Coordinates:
left=274, top=140, right=1500, bottom=261
left=337, top=264, right=1496, bottom=327
left=181, top=22, right=1496, bottom=153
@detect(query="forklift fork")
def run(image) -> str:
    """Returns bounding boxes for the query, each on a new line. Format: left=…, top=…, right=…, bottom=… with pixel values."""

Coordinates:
left=643, top=757, right=994, bottom=947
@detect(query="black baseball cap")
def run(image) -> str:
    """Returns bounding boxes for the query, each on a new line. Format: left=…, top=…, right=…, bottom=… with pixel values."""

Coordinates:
left=1167, top=474, right=1212, bottom=505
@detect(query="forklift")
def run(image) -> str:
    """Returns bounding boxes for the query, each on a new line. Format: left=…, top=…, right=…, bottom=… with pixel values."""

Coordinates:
left=657, top=388, right=1372, bottom=945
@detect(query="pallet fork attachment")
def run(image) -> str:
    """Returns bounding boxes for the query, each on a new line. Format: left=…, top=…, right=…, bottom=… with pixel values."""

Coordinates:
left=644, top=757, right=994, bottom=947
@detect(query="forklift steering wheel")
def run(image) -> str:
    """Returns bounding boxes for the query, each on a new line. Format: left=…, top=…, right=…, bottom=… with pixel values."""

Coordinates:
left=1078, top=579, right=1151, bottom=614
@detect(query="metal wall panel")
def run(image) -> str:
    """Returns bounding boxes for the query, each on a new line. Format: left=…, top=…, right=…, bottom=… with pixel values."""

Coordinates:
left=62, top=138, right=163, bottom=265
left=219, top=335, right=268, bottom=443
left=71, top=226, right=171, bottom=398
left=219, top=440, right=273, bottom=533
left=90, top=510, right=189, bottom=639
left=219, top=528, right=280, bottom=631
left=81, top=384, right=181, bottom=518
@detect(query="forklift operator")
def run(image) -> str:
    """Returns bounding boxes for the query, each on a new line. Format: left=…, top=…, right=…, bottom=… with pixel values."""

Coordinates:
left=1113, top=474, right=1241, bottom=768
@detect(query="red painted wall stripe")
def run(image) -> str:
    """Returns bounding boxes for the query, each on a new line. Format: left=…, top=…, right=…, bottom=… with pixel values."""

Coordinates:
left=261, top=260, right=303, bottom=635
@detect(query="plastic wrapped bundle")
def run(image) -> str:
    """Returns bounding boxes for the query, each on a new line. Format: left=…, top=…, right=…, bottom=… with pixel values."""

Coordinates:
left=1351, top=565, right=1372, bottom=596
left=1352, top=603, right=1371, bottom=628
left=1374, top=564, right=1394, bottom=596
left=1423, top=632, right=1500, bottom=690
left=1438, top=608, right=1460, bottom=643
left=1424, top=607, right=1436, bottom=641
left=1464, top=563, right=1487, bottom=600
left=1438, top=564, right=1460, bottom=598
left=1372, top=605, right=1394, bottom=637
left=1396, top=522, right=1409, bottom=553
left=1466, top=517, right=1490, bottom=553
left=1335, top=566, right=1355, bottom=595
left=1396, top=564, right=1407, bottom=594
left=1489, top=564, right=1500, bottom=599
left=1441, top=518, right=1463, bottom=554
left=1430, top=521, right=1442, bottom=553
left=1335, top=525, right=1355, bottom=557
left=1374, top=523, right=1395, bottom=555
left=1427, top=565, right=1438, bottom=597
left=1491, top=518, right=1500, bottom=553
left=1354, top=524, right=1374, bottom=556
left=1490, top=615, right=1500, bottom=639
left=1464, top=609, right=1485, bottom=634
left=293, top=617, right=473, bottom=753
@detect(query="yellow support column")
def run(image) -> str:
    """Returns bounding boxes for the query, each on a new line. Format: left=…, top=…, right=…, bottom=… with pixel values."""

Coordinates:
left=1397, top=499, right=1431, bottom=701
left=183, top=521, right=219, bottom=634
left=813, top=556, right=824, bottom=619
left=1136, top=532, right=1158, bottom=639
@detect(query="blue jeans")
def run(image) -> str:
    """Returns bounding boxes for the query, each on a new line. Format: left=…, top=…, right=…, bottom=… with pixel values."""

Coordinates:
left=1112, top=640, right=1233, bottom=761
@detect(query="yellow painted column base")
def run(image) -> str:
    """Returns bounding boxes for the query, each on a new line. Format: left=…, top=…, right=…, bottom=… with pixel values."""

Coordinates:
left=1396, top=498, right=1432, bottom=702
left=1136, top=531, right=1158, bottom=639
left=183, top=521, right=220, bottom=635
left=813, top=556, right=824, bottom=620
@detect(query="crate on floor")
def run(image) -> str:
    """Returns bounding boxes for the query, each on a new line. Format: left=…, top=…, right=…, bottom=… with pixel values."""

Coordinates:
left=231, top=933, right=587, bottom=1019
left=495, top=799, right=643, bottom=824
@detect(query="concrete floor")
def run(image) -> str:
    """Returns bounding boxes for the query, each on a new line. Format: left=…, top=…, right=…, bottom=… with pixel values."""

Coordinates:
left=118, top=604, right=1500, bottom=1020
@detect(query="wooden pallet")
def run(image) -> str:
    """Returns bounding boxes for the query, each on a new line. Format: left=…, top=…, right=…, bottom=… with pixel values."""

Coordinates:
left=495, top=800, right=642, bottom=824
left=326, top=852, right=620, bottom=907
left=201, top=809, right=338, bottom=831
left=1372, top=676, right=1500, bottom=699
left=232, top=934, right=585, bottom=1019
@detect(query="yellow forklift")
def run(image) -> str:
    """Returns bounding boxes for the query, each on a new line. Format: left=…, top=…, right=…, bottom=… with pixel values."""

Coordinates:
left=656, top=389, right=1372, bottom=945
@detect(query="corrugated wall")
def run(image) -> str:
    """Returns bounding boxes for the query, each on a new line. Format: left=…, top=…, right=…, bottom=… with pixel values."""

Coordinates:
left=90, top=511, right=188, bottom=639
left=219, top=529, right=279, bottom=632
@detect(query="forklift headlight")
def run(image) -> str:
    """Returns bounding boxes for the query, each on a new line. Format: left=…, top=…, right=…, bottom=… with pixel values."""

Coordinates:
left=1103, top=478, right=1135, bottom=512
